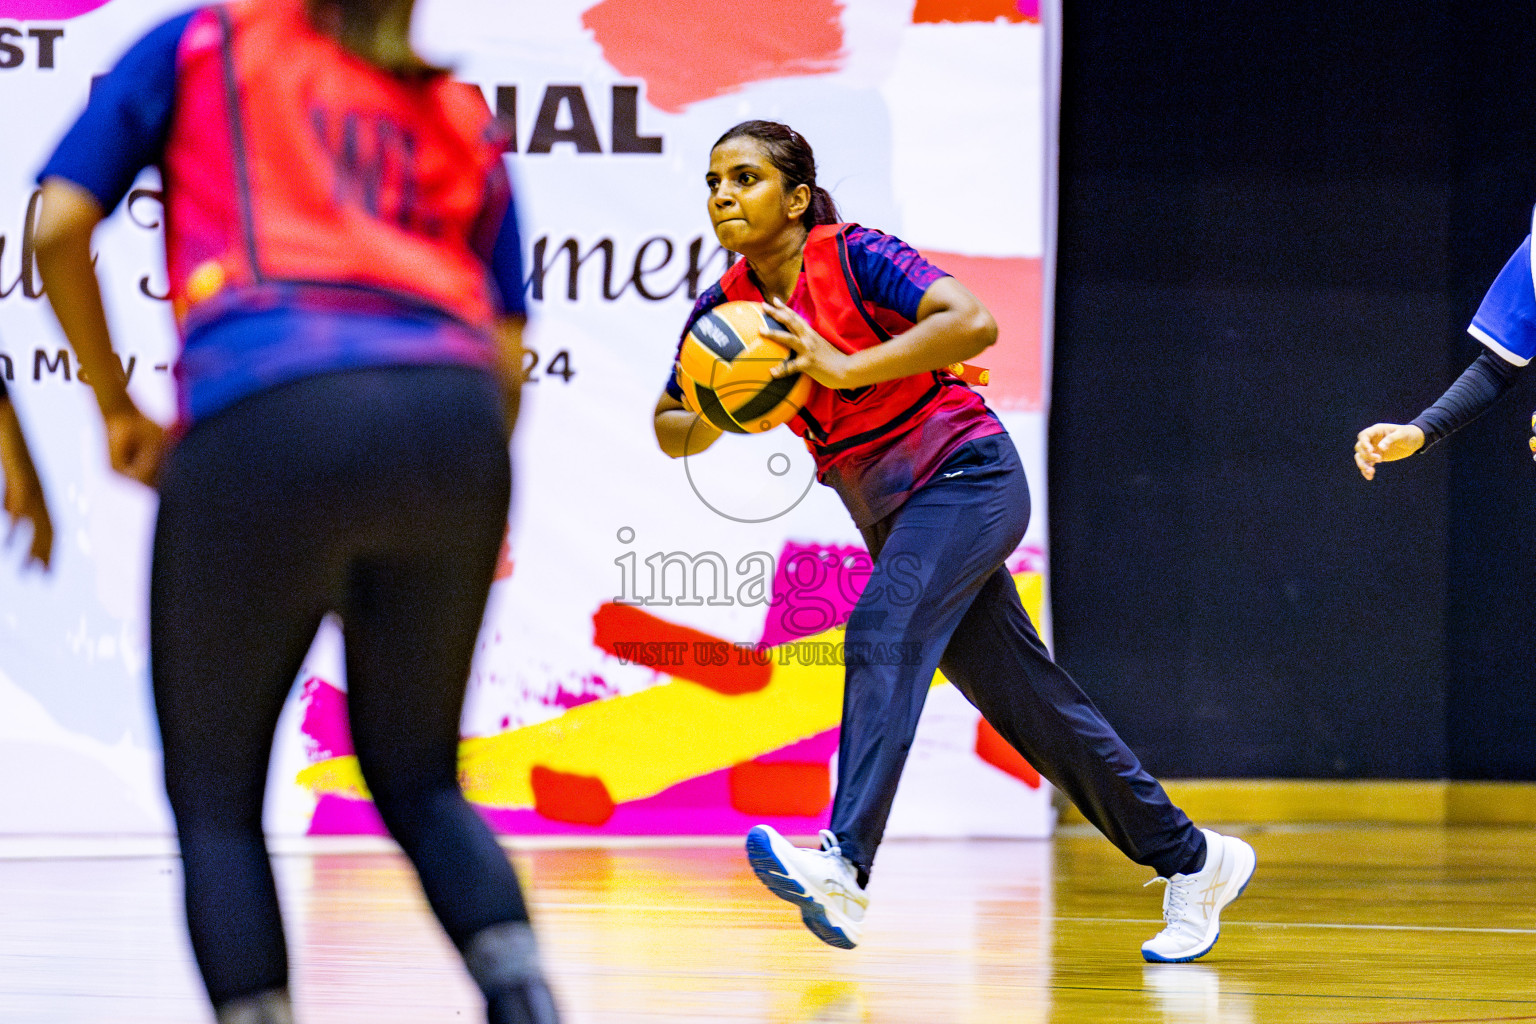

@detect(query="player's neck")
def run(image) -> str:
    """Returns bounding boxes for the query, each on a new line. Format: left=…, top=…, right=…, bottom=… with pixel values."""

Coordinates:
left=744, top=229, right=807, bottom=304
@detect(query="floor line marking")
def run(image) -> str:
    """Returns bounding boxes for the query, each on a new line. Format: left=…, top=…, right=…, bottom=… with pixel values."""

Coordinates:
left=1052, top=985, right=1536, bottom=1008
left=1056, top=915, right=1536, bottom=936
left=530, top=907, right=1536, bottom=937
left=1356, top=1015, right=1536, bottom=1024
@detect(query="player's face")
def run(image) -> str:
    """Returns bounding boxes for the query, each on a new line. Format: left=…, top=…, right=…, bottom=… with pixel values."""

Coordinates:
left=706, top=138, right=806, bottom=254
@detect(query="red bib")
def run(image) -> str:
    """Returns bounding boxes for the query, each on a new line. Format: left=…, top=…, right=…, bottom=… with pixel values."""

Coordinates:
left=717, top=223, right=962, bottom=471
left=163, top=0, right=502, bottom=333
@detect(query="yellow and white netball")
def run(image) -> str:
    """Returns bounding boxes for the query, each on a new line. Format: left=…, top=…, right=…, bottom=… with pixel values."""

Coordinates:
left=677, top=301, right=813, bottom=434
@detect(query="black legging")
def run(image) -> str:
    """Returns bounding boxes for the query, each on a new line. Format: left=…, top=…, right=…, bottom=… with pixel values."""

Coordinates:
left=150, top=364, right=528, bottom=1007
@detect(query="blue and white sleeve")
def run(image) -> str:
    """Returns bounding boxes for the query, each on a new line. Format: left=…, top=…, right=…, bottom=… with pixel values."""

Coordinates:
left=1468, top=234, right=1536, bottom=367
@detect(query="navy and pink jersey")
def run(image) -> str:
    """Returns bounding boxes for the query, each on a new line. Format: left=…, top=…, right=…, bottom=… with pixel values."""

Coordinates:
left=38, top=8, right=524, bottom=426
left=667, top=226, right=1003, bottom=526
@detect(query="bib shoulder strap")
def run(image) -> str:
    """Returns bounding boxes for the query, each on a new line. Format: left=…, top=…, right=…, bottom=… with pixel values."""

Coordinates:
left=717, top=257, right=758, bottom=300
left=802, top=223, right=893, bottom=348
left=806, top=222, right=850, bottom=247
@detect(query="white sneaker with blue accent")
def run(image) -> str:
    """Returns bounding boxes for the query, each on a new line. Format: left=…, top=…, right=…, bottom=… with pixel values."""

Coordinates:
left=745, top=825, right=867, bottom=949
left=1140, top=828, right=1256, bottom=963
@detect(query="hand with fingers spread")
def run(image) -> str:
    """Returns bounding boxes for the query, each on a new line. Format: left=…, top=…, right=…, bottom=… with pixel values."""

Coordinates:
left=0, top=400, right=53, bottom=570
left=762, top=296, right=861, bottom=391
left=1354, top=422, right=1424, bottom=480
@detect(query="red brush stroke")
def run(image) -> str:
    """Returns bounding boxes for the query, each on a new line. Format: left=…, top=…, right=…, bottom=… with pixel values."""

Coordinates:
left=581, top=0, right=845, bottom=113
left=975, top=718, right=1041, bottom=787
left=493, top=527, right=515, bottom=581
left=592, top=602, right=771, bottom=695
left=729, top=761, right=831, bottom=816
left=913, top=0, right=1036, bottom=23
left=474, top=767, right=832, bottom=837
left=531, top=765, right=616, bottom=825
left=920, top=254, right=1041, bottom=412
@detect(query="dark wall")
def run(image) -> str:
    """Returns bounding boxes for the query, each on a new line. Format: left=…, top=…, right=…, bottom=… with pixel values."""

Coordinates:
left=1444, top=8, right=1536, bottom=778
left=1052, top=3, right=1536, bottom=778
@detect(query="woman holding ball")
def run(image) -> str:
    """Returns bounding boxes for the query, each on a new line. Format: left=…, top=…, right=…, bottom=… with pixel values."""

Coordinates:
left=653, top=120, right=1255, bottom=962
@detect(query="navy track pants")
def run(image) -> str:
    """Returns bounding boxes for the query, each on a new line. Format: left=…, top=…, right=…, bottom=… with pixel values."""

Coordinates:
left=830, top=433, right=1204, bottom=879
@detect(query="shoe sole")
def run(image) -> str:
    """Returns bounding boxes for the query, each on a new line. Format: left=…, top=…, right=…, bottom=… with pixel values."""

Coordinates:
left=1141, top=839, right=1257, bottom=964
left=745, top=826, right=858, bottom=950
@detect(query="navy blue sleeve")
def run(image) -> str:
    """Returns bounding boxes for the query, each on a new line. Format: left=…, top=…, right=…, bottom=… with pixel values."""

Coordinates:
left=37, top=10, right=195, bottom=214
left=470, top=161, right=526, bottom=318
left=842, top=225, right=948, bottom=324
left=665, top=283, right=727, bottom=400
left=1409, top=350, right=1524, bottom=450
left=490, top=201, right=525, bottom=318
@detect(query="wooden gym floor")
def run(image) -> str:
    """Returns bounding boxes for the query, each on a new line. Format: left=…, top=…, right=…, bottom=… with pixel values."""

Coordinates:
left=2, top=825, right=1534, bottom=1022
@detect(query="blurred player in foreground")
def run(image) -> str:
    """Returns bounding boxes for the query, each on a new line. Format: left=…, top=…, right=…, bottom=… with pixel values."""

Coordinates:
left=0, top=375, right=53, bottom=570
left=33, top=1, right=556, bottom=1021
left=1356, top=219, right=1535, bottom=476
left=653, top=120, right=1255, bottom=963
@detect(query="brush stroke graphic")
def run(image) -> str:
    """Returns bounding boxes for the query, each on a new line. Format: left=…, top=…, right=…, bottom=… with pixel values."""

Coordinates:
left=921, top=254, right=1042, bottom=412
left=297, top=555, right=1045, bottom=832
left=592, top=603, right=771, bottom=695
left=581, top=0, right=845, bottom=113
left=912, top=0, right=1037, bottom=23
left=0, top=0, right=111, bottom=17
left=975, top=718, right=1041, bottom=787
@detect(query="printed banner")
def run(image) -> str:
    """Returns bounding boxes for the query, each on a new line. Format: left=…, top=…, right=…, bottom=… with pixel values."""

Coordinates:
left=0, top=0, right=1057, bottom=839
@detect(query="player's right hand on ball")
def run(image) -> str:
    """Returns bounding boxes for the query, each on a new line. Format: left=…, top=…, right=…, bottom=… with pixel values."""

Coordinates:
left=1354, top=422, right=1424, bottom=480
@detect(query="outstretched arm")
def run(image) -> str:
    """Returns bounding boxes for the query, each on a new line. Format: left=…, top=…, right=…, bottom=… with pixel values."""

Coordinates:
left=1355, top=350, right=1524, bottom=480
left=35, top=177, right=165, bottom=486
left=0, top=396, right=53, bottom=570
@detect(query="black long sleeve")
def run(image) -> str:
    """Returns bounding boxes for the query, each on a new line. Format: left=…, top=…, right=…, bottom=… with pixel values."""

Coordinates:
left=1408, top=350, right=1524, bottom=450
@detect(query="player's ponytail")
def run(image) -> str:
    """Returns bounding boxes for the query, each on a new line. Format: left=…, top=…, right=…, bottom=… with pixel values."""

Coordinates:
left=806, top=184, right=839, bottom=228
left=307, top=0, right=445, bottom=77
left=714, top=120, right=842, bottom=228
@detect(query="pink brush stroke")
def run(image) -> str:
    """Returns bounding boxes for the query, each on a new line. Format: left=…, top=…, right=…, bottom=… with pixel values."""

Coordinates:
left=760, top=541, right=871, bottom=648
left=0, top=0, right=111, bottom=18
left=299, top=677, right=353, bottom=761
